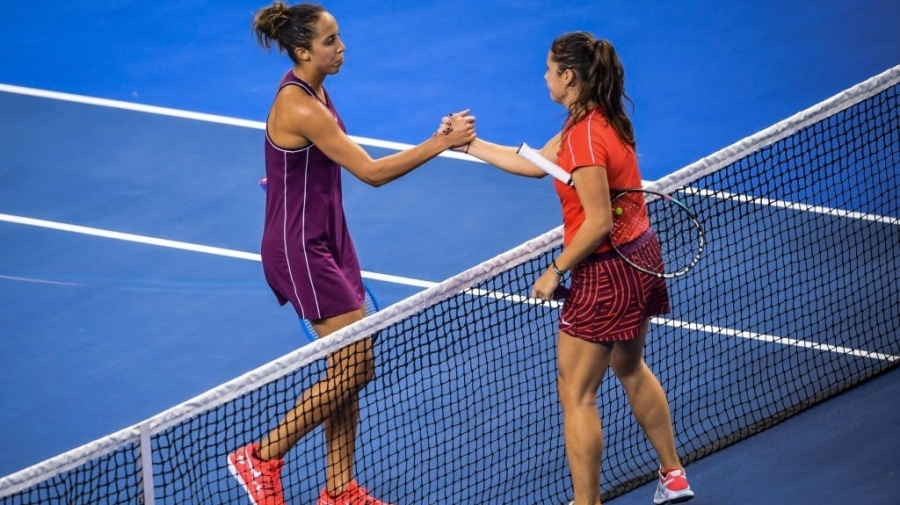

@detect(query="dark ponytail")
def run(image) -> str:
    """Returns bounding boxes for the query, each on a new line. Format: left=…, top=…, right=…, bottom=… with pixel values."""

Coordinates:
left=551, top=32, right=636, bottom=148
left=252, top=2, right=325, bottom=63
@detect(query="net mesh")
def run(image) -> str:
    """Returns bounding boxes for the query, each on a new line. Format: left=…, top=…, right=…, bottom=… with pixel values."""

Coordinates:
left=2, top=66, right=898, bottom=504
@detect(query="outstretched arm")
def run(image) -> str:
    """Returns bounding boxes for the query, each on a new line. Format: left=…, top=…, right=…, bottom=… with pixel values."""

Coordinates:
left=437, top=111, right=561, bottom=179
left=272, top=88, right=475, bottom=187
left=464, top=133, right=561, bottom=178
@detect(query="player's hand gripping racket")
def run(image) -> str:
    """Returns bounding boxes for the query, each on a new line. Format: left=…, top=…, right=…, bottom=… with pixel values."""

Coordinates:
left=517, top=143, right=704, bottom=278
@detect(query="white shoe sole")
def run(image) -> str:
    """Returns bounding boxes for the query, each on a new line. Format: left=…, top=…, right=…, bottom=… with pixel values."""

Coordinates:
left=654, top=488, right=695, bottom=504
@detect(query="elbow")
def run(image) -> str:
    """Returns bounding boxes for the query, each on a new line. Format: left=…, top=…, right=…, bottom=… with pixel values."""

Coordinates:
left=596, top=226, right=613, bottom=249
left=600, top=218, right=613, bottom=238
left=364, top=176, right=388, bottom=187
left=585, top=217, right=613, bottom=244
left=356, top=164, right=388, bottom=187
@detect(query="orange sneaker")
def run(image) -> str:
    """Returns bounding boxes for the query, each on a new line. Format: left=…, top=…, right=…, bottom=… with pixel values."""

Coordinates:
left=317, top=480, right=394, bottom=505
left=227, top=443, right=286, bottom=505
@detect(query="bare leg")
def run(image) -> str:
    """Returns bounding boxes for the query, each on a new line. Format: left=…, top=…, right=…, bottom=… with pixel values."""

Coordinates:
left=557, top=331, right=611, bottom=505
left=610, top=318, right=682, bottom=471
left=324, top=392, right=359, bottom=495
left=257, top=307, right=375, bottom=495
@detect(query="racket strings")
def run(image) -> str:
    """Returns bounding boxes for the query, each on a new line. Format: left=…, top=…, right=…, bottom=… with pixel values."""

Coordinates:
left=651, top=201, right=700, bottom=273
left=610, top=193, right=704, bottom=277
left=610, top=192, right=651, bottom=243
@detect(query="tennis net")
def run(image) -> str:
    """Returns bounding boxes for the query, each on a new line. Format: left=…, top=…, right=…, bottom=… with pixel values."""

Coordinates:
left=1, top=64, right=898, bottom=504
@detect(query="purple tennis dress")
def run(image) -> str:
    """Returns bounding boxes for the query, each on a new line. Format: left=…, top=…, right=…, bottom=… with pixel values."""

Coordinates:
left=260, top=71, right=364, bottom=321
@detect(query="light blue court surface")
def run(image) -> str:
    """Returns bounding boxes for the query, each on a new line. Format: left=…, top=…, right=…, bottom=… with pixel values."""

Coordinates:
left=1, top=1, right=899, bottom=503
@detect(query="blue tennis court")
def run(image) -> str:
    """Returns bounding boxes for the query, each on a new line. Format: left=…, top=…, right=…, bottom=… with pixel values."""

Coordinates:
left=1, top=1, right=899, bottom=504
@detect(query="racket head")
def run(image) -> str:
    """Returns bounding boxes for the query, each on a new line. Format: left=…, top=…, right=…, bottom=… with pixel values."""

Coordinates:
left=608, top=189, right=704, bottom=278
left=299, top=282, right=380, bottom=341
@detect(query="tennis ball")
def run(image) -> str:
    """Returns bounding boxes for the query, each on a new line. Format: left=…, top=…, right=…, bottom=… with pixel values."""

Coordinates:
left=615, top=207, right=624, bottom=216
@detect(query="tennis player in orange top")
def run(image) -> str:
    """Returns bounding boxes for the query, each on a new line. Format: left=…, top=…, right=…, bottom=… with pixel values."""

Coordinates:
left=443, top=32, right=694, bottom=505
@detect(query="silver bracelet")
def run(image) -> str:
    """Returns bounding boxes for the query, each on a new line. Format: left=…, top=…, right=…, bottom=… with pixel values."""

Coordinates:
left=551, top=259, right=567, bottom=277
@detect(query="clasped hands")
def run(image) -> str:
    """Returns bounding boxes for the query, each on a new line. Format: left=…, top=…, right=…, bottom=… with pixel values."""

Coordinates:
left=437, top=110, right=476, bottom=152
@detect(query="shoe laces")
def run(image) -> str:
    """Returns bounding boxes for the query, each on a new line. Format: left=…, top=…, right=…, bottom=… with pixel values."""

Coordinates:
left=255, top=474, right=276, bottom=494
left=253, top=460, right=284, bottom=496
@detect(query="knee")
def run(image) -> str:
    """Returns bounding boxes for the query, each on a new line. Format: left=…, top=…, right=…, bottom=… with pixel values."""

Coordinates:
left=342, top=361, right=373, bottom=388
left=332, top=341, right=376, bottom=390
left=611, top=354, right=644, bottom=380
left=557, top=374, right=597, bottom=412
left=613, top=361, right=660, bottom=395
left=356, top=357, right=376, bottom=386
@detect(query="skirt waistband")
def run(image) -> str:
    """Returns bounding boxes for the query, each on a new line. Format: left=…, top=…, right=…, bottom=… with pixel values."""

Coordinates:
left=580, top=228, right=654, bottom=265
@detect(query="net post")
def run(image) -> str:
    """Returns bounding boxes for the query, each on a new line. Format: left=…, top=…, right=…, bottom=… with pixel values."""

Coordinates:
left=139, top=422, right=155, bottom=505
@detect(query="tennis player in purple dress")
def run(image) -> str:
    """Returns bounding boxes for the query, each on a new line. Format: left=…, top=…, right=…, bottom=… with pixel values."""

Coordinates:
left=260, top=71, right=364, bottom=322
left=227, top=3, right=475, bottom=505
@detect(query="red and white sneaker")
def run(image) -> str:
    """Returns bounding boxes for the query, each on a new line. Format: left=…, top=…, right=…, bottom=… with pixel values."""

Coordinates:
left=227, top=443, right=287, bottom=505
left=653, top=468, right=694, bottom=504
left=317, top=480, right=394, bottom=505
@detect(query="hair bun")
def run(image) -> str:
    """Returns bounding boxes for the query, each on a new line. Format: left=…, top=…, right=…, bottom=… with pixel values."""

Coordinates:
left=271, top=1, right=289, bottom=14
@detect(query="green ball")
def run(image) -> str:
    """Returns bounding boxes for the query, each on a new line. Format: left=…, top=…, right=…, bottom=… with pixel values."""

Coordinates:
left=615, top=207, right=624, bottom=216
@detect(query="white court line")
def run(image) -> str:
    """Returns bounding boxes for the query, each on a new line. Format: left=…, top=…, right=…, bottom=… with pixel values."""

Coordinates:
left=3, top=212, right=896, bottom=362
left=684, top=187, right=900, bottom=226
left=0, top=213, right=434, bottom=289
left=0, top=83, right=478, bottom=162
left=473, top=291, right=898, bottom=362
left=656, top=318, right=898, bottom=362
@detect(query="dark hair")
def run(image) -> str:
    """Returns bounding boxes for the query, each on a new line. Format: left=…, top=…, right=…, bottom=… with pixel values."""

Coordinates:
left=252, top=2, right=326, bottom=63
left=550, top=32, right=636, bottom=148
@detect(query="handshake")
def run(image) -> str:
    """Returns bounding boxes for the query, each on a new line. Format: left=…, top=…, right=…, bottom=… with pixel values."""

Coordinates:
left=435, top=109, right=476, bottom=153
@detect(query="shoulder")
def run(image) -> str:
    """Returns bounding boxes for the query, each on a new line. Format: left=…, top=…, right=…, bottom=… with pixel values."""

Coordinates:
left=583, top=109, right=612, bottom=132
left=565, top=109, right=603, bottom=137
left=273, top=85, right=332, bottom=124
left=564, top=110, right=611, bottom=145
left=274, top=84, right=314, bottom=109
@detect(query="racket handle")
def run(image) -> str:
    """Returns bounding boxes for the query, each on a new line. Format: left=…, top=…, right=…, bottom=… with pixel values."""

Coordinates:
left=517, top=143, right=574, bottom=186
left=553, top=285, right=569, bottom=300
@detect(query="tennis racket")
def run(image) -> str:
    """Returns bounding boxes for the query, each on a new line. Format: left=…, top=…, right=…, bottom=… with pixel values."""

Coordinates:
left=300, top=283, right=381, bottom=341
left=517, top=143, right=704, bottom=278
